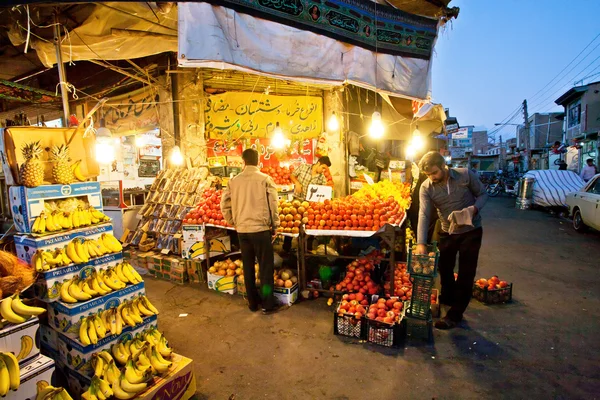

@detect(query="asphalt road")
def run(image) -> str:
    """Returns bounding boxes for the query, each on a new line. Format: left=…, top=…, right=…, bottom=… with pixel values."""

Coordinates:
left=145, top=197, right=600, bottom=400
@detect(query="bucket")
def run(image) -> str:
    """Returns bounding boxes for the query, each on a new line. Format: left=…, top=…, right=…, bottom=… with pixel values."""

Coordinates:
left=516, top=177, right=535, bottom=210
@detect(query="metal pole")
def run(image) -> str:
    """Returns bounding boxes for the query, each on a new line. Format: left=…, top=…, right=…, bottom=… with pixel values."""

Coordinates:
left=523, top=100, right=530, bottom=171
left=53, top=16, right=70, bottom=124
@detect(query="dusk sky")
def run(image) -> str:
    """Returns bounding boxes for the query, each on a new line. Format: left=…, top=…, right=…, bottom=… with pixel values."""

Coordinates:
left=431, top=0, right=600, bottom=141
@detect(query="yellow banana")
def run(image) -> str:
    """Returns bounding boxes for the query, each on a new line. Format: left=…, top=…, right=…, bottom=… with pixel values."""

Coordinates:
left=32, top=250, right=44, bottom=272
left=141, top=296, right=159, bottom=314
left=63, top=212, right=73, bottom=229
left=58, top=212, right=71, bottom=229
left=121, top=263, right=139, bottom=284
left=16, top=335, right=34, bottom=361
left=73, top=210, right=81, bottom=228
left=68, top=278, right=92, bottom=301
left=60, top=249, right=72, bottom=265
left=38, top=214, right=46, bottom=233
left=91, top=275, right=109, bottom=296
left=128, top=304, right=143, bottom=324
left=45, top=212, right=58, bottom=232
left=81, top=279, right=98, bottom=297
left=93, top=314, right=106, bottom=339
left=0, top=297, right=27, bottom=324
left=135, top=298, right=154, bottom=317
left=66, top=240, right=83, bottom=264
left=111, top=344, right=127, bottom=366
left=95, top=377, right=113, bottom=399
left=31, top=215, right=41, bottom=233
left=0, top=351, right=20, bottom=391
left=112, top=374, right=138, bottom=400
left=120, top=371, right=147, bottom=393
left=0, top=356, right=10, bottom=396
left=102, top=233, right=123, bottom=252
left=104, top=359, right=120, bottom=385
left=119, top=304, right=136, bottom=327
left=101, top=271, right=122, bottom=291
left=119, top=342, right=131, bottom=359
left=114, top=307, right=123, bottom=334
left=79, top=317, right=91, bottom=346
left=10, top=292, right=46, bottom=316
left=98, top=350, right=114, bottom=366
left=86, top=240, right=99, bottom=258
left=88, top=316, right=98, bottom=345
left=157, top=335, right=173, bottom=358
left=115, top=264, right=130, bottom=284
left=60, top=279, right=78, bottom=303
left=149, top=346, right=171, bottom=373
left=74, top=239, right=90, bottom=263
left=125, top=263, right=144, bottom=283
left=72, top=160, right=86, bottom=182
left=92, top=354, right=105, bottom=377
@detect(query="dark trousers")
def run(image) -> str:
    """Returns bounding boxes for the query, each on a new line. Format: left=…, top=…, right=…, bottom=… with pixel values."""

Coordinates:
left=438, top=227, right=483, bottom=322
left=238, top=231, right=275, bottom=311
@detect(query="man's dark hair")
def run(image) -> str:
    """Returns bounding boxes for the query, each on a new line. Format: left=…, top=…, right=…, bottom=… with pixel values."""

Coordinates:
left=419, top=151, right=445, bottom=172
left=242, top=148, right=259, bottom=166
left=587, top=158, right=594, bottom=164
left=317, top=156, right=332, bottom=167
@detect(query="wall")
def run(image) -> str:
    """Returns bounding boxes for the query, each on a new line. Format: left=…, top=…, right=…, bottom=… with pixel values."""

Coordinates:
left=472, top=129, right=488, bottom=155
left=582, top=82, right=600, bottom=134
left=530, top=113, right=563, bottom=148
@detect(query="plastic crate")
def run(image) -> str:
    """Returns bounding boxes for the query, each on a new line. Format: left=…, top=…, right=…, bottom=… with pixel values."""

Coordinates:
left=406, top=275, right=434, bottom=320
left=366, top=318, right=407, bottom=347
left=473, top=283, right=513, bottom=304
left=406, top=316, right=433, bottom=342
left=333, top=302, right=367, bottom=339
left=407, top=241, right=439, bottom=276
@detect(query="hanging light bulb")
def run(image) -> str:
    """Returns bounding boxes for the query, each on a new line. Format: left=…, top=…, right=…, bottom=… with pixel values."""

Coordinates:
left=405, top=143, right=416, bottom=159
left=369, top=111, right=384, bottom=139
left=327, top=112, right=339, bottom=132
left=95, top=118, right=115, bottom=164
left=170, top=145, right=184, bottom=166
left=135, top=135, right=146, bottom=147
left=411, top=125, right=424, bottom=150
left=271, top=122, right=286, bottom=149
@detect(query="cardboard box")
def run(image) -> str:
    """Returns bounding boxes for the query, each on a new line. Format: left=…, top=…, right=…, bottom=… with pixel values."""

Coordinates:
left=0, top=126, right=100, bottom=187
left=14, top=223, right=114, bottom=265
left=47, top=282, right=146, bottom=339
left=146, top=253, right=164, bottom=275
left=57, top=314, right=158, bottom=376
left=170, top=269, right=188, bottom=284
left=182, top=225, right=231, bottom=260
left=207, top=272, right=237, bottom=294
left=64, top=364, right=91, bottom=395
left=274, top=283, right=299, bottom=306
left=39, top=323, right=59, bottom=353
left=186, top=259, right=204, bottom=283
left=133, top=353, right=196, bottom=400
left=5, top=354, right=56, bottom=400
left=0, top=317, right=40, bottom=367
left=34, top=252, right=124, bottom=302
left=9, top=182, right=103, bottom=234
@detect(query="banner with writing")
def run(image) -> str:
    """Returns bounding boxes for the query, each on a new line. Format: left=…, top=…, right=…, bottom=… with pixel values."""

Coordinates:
left=101, top=87, right=160, bottom=136
left=207, top=138, right=315, bottom=168
left=205, top=92, right=323, bottom=140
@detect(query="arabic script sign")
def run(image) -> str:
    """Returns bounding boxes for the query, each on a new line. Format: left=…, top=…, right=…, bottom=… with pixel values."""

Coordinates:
left=101, top=87, right=159, bottom=136
left=205, top=92, right=323, bottom=140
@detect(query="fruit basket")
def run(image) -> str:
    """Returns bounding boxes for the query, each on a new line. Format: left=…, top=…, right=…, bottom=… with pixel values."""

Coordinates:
left=406, top=275, right=434, bottom=320
left=473, top=283, right=513, bottom=304
left=406, top=315, right=433, bottom=342
left=333, top=301, right=367, bottom=339
left=364, top=296, right=406, bottom=347
left=407, top=240, right=439, bottom=276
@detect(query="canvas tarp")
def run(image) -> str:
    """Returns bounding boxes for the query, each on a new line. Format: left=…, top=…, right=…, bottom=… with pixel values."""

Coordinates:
left=178, top=2, right=435, bottom=100
left=524, top=170, right=586, bottom=208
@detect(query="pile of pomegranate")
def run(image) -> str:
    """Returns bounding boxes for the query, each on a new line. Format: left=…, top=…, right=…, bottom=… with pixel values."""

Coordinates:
left=335, top=254, right=382, bottom=295
left=261, top=166, right=294, bottom=185
left=183, top=187, right=229, bottom=227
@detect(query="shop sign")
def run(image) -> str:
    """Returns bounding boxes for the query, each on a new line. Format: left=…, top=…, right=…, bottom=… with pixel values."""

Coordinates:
left=306, top=184, right=332, bottom=202
left=452, top=127, right=469, bottom=139
left=446, top=123, right=459, bottom=133
left=101, top=87, right=159, bottom=135
left=205, top=92, right=323, bottom=140
left=450, top=146, right=467, bottom=159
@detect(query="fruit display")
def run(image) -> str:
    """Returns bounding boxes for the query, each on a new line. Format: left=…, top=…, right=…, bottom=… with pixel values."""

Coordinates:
left=408, top=245, right=438, bottom=275
left=305, top=196, right=405, bottom=231
left=19, top=141, right=44, bottom=188
left=208, top=258, right=243, bottom=277
left=0, top=351, right=20, bottom=396
left=0, top=251, right=36, bottom=300
left=322, top=165, right=333, bottom=186
left=334, top=255, right=380, bottom=295
left=78, top=296, right=158, bottom=345
left=384, top=262, right=413, bottom=301
left=337, top=292, right=368, bottom=319
left=475, top=275, right=509, bottom=290
left=35, top=384, right=75, bottom=400
left=276, top=199, right=308, bottom=234
left=366, top=297, right=403, bottom=324
left=31, top=208, right=110, bottom=234
left=50, top=144, right=77, bottom=184
left=183, top=187, right=229, bottom=227
left=59, top=263, right=143, bottom=303
left=473, top=275, right=512, bottom=304
left=260, top=165, right=294, bottom=185
left=274, top=268, right=297, bottom=288
left=0, top=291, right=46, bottom=324
left=31, top=233, right=123, bottom=272
left=353, top=180, right=411, bottom=210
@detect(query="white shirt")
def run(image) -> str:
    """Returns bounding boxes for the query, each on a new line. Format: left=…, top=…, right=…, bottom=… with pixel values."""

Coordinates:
left=580, top=165, right=597, bottom=181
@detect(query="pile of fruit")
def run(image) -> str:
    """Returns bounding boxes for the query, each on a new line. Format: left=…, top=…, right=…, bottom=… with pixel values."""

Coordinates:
left=337, top=292, right=368, bottom=319
left=35, top=384, right=74, bottom=400
left=261, top=165, right=294, bottom=185
left=334, top=255, right=381, bottom=295
left=80, top=327, right=173, bottom=399
left=78, top=295, right=158, bottom=345
left=384, top=262, right=413, bottom=301
left=353, top=180, right=411, bottom=210
left=0, top=251, right=36, bottom=301
left=31, top=233, right=124, bottom=272
left=31, top=207, right=110, bottom=234
left=19, top=141, right=87, bottom=187
left=277, top=199, right=308, bottom=234
left=409, top=248, right=437, bottom=275
left=59, top=263, right=143, bottom=303
left=305, top=196, right=405, bottom=231
left=0, top=351, right=19, bottom=396
left=274, top=268, right=297, bottom=288
left=322, top=165, right=333, bottom=186
left=0, top=290, right=46, bottom=325
left=183, top=187, right=229, bottom=227
left=208, top=258, right=243, bottom=277
left=366, top=297, right=403, bottom=324
left=475, top=275, right=509, bottom=290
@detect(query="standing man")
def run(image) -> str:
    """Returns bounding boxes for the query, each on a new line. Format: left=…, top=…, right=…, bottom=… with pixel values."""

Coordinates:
left=415, top=151, right=488, bottom=329
left=580, top=158, right=597, bottom=183
left=221, top=149, right=280, bottom=313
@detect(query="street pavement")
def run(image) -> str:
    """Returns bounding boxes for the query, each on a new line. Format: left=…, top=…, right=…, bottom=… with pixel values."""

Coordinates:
left=146, top=196, right=600, bottom=399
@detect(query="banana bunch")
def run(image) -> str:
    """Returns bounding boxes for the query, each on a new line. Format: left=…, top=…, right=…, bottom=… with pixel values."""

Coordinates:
left=78, top=296, right=159, bottom=345
left=0, top=291, right=46, bottom=324
left=0, top=351, right=20, bottom=396
left=32, top=248, right=72, bottom=272
left=59, top=264, right=143, bottom=303
left=35, top=382, right=74, bottom=400
left=111, top=336, right=173, bottom=377
left=31, top=208, right=110, bottom=234
left=71, top=160, right=87, bottom=182
left=95, top=345, right=154, bottom=400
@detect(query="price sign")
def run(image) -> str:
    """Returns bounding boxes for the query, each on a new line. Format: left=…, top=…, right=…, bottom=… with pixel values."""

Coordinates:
left=306, top=184, right=332, bottom=203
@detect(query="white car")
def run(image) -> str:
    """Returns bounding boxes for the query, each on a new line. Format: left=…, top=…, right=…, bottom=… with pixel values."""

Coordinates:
left=566, top=173, right=600, bottom=232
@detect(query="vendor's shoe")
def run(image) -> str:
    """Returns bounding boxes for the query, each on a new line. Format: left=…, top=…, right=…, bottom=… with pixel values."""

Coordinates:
left=434, top=316, right=457, bottom=330
left=248, top=305, right=259, bottom=312
left=262, top=304, right=289, bottom=315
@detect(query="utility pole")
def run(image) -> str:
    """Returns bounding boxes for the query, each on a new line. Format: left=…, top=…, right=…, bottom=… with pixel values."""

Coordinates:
left=523, top=99, right=530, bottom=171
left=53, top=14, right=70, bottom=125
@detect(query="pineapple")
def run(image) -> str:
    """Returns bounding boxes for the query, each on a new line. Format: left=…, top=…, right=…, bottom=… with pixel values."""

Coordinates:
left=50, top=144, right=74, bottom=184
left=19, top=141, right=44, bottom=187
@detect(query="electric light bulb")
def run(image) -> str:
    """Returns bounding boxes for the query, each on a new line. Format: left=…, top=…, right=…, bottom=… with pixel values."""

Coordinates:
left=411, top=133, right=424, bottom=150
left=170, top=145, right=184, bottom=165
left=369, top=112, right=384, bottom=139
left=405, top=144, right=416, bottom=159
left=95, top=138, right=116, bottom=164
left=327, top=112, right=339, bottom=132
left=271, top=122, right=286, bottom=149
left=135, top=135, right=146, bottom=147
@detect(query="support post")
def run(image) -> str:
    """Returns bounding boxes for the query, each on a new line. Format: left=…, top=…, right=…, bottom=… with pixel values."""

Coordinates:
left=53, top=16, right=70, bottom=125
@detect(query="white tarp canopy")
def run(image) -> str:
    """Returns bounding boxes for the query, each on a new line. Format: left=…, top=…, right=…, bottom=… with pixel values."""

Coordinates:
left=178, top=3, right=435, bottom=101
left=524, top=170, right=586, bottom=208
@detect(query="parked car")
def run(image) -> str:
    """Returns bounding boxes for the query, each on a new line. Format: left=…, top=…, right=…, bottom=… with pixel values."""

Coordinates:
left=566, top=174, right=600, bottom=232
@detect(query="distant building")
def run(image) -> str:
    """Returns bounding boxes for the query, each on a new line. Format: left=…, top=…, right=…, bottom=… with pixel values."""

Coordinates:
left=472, top=128, right=489, bottom=155
left=517, top=112, right=563, bottom=150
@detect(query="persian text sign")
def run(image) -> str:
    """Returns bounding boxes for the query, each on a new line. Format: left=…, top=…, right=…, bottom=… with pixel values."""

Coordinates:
left=101, top=87, right=159, bottom=136
left=205, top=92, right=323, bottom=139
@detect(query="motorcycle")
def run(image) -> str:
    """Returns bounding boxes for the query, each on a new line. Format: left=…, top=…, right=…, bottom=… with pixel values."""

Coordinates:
left=486, top=176, right=519, bottom=197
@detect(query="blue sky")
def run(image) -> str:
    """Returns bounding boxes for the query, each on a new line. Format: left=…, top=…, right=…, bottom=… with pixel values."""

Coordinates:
left=431, top=0, right=600, bottom=140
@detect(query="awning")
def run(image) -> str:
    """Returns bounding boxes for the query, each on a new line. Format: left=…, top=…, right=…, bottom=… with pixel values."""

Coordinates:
left=0, top=79, right=59, bottom=103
